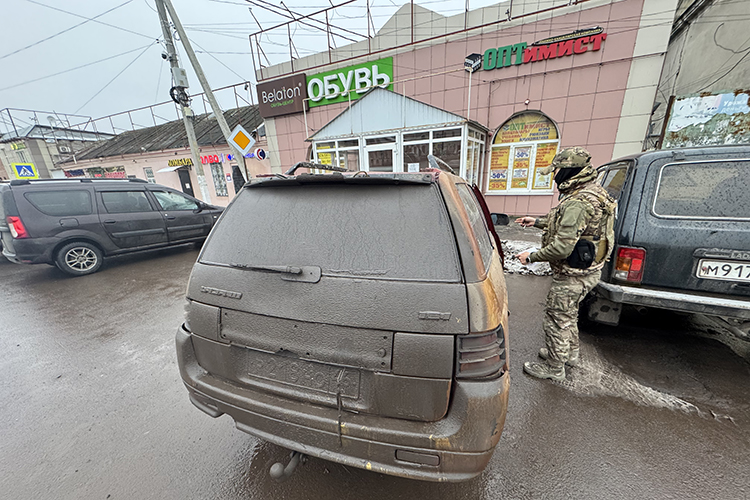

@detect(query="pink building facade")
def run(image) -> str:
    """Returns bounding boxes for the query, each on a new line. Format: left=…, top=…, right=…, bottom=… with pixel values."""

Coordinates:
left=259, top=0, right=675, bottom=215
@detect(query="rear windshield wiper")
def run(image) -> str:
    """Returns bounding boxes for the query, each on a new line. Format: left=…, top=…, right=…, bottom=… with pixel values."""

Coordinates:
left=229, top=263, right=321, bottom=283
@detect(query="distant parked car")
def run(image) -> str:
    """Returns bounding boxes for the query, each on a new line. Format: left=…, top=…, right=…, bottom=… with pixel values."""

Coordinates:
left=0, top=178, right=223, bottom=276
left=585, top=146, right=750, bottom=339
left=176, top=160, right=510, bottom=482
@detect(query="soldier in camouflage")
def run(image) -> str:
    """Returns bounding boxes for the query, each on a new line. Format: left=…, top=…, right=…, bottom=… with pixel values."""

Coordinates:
left=514, top=147, right=617, bottom=381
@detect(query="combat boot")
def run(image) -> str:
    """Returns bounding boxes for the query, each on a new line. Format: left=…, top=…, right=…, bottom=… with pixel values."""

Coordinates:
left=523, top=361, right=566, bottom=382
left=538, top=347, right=580, bottom=367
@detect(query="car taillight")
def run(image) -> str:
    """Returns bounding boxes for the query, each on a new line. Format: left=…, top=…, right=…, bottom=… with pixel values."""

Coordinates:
left=6, top=216, right=29, bottom=239
left=614, top=246, right=646, bottom=283
left=456, top=325, right=506, bottom=379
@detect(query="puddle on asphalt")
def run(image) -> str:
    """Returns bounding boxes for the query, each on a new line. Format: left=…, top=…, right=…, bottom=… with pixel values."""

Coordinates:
left=556, top=345, right=735, bottom=423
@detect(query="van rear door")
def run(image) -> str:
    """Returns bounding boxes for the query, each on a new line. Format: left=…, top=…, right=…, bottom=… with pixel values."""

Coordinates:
left=186, top=176, right=468, bottom=422
left=632, top=156, right=750, bottom=299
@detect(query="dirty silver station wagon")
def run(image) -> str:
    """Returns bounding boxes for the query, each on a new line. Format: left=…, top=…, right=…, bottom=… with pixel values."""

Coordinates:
left=176, top=161, right=510, bottom=482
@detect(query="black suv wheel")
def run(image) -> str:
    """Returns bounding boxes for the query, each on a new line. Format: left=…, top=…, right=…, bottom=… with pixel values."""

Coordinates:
left=55, top=242, right=103, bottom=276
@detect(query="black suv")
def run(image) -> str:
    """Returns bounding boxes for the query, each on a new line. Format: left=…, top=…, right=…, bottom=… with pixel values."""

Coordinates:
left=177, top=163, right=510, bottom=482
left=0, top=178, right=223, bottom=276
left=586, top=146, right=750, bottom=338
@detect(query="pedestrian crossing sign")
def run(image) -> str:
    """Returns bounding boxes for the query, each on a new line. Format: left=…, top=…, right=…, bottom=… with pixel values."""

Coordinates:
left=12, top=163, right=39, bottom=179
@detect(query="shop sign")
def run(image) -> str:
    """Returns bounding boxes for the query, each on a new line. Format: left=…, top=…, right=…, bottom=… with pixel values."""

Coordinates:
left=168, top=158, right=193, bottom=167
left=257, top=73, right=307, bottom=118
left=478, top=27, right=606, bottom=71
left=86, top=166, right=127, bottom=178
left=10, top=142, right=26, bottom=150
left=201, top=154, right=222, bottom=164
left=307, top=57, right=393, bottom=108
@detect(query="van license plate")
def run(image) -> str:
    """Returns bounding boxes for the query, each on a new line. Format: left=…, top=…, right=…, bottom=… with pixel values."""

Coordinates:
left=697, top=259, right=750, bottom=282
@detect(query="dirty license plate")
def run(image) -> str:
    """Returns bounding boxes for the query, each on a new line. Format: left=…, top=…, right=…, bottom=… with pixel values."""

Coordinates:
left=697, top=259, right=750, bottom=282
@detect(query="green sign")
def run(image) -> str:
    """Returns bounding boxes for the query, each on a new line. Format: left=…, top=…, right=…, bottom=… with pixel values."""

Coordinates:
left=306, top=57, right=393, bottom=108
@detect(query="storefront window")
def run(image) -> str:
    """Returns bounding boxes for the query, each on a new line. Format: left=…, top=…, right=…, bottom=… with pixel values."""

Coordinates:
left=315, top=140, right=360, bottom=171
left=432, top=140, right=461, bottom=173
left=488, top=112, right=558, bottom=194
left=210, top=163, right=228, bottom=197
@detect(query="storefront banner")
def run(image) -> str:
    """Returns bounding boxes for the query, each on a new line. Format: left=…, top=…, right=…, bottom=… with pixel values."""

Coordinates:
left=86, top=166, right=127, bottom=179
left=510, top=147, right=531, bottom=189
left=497, top=114, right=557, bottom=143
left=479, top=27, right=606, bottom=71
left=307, top=57, right=393, bottom=108
left=532, top=142, right=557, bottom=190
left=168, top=158, right=193, bottom=167
left=257, top=73, right=307, bottom=118
left=488, top=147, right=510, bottom=191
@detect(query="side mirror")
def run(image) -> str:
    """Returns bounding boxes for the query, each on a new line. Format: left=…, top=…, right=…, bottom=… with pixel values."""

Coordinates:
left=194, top=202, right=206, bottom=213
left=490, top=213, right=509, bottom=226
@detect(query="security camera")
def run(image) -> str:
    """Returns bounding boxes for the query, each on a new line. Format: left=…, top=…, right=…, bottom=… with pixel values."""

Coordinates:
left=161, top=52, right=168, bottom=60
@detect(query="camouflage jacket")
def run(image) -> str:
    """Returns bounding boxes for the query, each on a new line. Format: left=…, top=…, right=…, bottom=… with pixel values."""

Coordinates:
left=529, top=165, right=617, bottom=276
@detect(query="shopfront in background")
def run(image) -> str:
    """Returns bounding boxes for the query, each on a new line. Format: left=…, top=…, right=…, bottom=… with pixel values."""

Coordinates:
left=309, top=88, right=487, bottom=184
left=258, top=0, right=667, bottom=215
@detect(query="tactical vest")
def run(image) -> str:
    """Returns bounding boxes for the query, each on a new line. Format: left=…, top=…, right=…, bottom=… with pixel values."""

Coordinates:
left=569, top=183, right=617, bottom=266
left=543, top=181, right=617, bottom=275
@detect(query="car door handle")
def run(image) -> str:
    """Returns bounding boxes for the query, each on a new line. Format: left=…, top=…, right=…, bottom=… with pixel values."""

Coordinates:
left=103, top=220, right=116, bottom=224
left=165, top=215, right=176, bottom=220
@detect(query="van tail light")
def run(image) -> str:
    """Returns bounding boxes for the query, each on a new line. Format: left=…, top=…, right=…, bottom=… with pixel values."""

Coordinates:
left=614, top=246, right=646, bottom=283
left=456, top=325, right=506, bottom=379
left=6, top=216, right=29, bottom=239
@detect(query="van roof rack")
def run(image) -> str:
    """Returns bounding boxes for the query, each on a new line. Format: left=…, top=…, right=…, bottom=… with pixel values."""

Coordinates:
left=9, top=178, right=148, bottom=186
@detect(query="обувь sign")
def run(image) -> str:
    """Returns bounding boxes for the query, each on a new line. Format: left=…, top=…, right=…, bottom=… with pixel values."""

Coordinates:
left=306, top=57, right=393, bottom=108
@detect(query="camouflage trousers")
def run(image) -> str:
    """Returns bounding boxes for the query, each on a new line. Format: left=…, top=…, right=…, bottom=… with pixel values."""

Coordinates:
left=543, top=271, right=601, bottom=366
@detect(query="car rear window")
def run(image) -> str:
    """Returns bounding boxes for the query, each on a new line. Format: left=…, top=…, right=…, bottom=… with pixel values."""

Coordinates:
left=201, top=184, right=461, bottom=282
left=24, top=190, right=92, bottom=216
left=653, top=160, right=750, bottom=220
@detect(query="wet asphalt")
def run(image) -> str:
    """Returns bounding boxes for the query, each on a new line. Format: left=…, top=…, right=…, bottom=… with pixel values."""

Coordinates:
left=0, top=246, right=748, bottom=499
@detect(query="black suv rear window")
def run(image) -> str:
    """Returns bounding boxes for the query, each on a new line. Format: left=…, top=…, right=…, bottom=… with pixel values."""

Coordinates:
left=201, top=184, right=461, bottom=282
left=653, top=160, right=750, bottom=220
left=24, top=190, right=92, bottom=216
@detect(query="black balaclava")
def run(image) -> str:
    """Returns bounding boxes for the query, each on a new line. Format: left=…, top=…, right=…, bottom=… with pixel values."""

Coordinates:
left=554, top=166, right=583, bottom=186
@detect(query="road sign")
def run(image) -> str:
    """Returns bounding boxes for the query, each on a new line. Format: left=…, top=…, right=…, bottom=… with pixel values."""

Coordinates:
left=228, top=124, right=256, bottom=156
left=255, top=148, right=266, bottom=160
left=12, top=163, right=39, bottom=179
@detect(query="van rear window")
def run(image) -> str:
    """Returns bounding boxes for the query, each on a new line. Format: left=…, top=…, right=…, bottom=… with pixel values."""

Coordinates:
left=201, top=184, right=461, bottom=282
left=653, top=161, right=750, bottom=220
left=25, top=190, right=92, bottom=216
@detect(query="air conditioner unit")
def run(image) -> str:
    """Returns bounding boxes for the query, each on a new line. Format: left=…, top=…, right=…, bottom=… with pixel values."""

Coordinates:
left=58, top=146, right=72, bottom=153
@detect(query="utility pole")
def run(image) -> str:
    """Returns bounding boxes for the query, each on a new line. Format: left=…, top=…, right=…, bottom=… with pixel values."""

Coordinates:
left=154, top=0, right=211, bottom=204
left=160, top=0, right=250, bottom=181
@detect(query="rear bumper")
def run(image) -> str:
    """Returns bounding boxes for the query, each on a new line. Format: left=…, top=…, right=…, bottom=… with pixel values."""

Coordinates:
left=0, top=232, right=55, bottom=264
left=596, top=282, right=750, bottom=319
left=176, top=326, right=509, bottom=482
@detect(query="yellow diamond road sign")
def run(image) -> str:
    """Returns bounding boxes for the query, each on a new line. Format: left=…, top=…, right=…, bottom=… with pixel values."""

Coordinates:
left=229, top=124, right=256, bottom=155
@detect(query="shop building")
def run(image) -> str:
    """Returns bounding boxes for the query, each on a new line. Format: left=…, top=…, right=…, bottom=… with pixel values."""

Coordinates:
left=59, top=106, right=269, bottom=206
left=0, top=123, right=113, bottom=180
left=256, top=0, right=678, bottom=215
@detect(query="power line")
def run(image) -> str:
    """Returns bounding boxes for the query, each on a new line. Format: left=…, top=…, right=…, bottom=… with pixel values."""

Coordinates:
left=191, top=40, right=250, bottom=83
left=1, top=0, right=135, bottom=61
left=0, top=44, right=156, bottom=92
left=26, top=0, right=157, bottom=41
left=74, top=44, right=155, bottom=114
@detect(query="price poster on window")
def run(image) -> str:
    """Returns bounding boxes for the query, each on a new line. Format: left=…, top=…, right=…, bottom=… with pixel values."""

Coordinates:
left=532, top=142, right=558, bottom=190
left=488, top=147, right=509, bottom=191
left=510, top=147, right=531, bottom=189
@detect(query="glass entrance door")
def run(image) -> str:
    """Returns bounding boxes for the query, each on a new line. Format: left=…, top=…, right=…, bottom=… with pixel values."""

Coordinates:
left=365, top=144, right=397, bottom=172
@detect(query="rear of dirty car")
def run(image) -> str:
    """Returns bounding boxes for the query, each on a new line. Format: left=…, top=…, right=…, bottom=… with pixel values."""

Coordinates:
left=588, top=146, right=750, bottom=332
left=176, top=169, right=510, bottom=482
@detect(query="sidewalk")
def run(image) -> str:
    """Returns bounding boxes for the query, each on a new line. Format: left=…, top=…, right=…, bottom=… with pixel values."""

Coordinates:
left=494, top=220, right=552, bottom=276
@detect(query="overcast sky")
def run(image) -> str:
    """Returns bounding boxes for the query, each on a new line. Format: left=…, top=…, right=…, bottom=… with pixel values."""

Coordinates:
left=0, top=0, right=498, bottom=132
